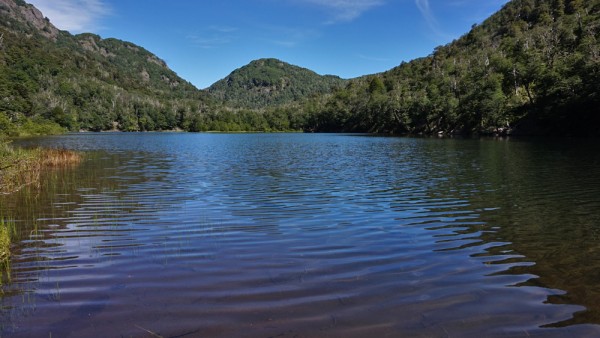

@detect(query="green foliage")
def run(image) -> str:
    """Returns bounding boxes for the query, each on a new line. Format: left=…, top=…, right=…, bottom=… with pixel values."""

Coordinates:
left=0, top=218, right=14, bottom=262
left=368, top=77, right=386, bottom=95
left=0, top=112, right=11, bottom=133
left=185, top=106, right=304, bottom=133
left=0, top=111, right=64, bottom=137
left=0, top=3, right=218, bottom=133
left=208, top=58, right=346, bottom=109
left=566, top=0, right=583, bottom=14
left=0, top=4, right=300, bottom=134
left=2, top=0, right=599, bottom=135
left=302, top=0, right=600, bottom=135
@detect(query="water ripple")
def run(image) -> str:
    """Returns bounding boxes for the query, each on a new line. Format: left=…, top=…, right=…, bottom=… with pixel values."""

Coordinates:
left=2, top=134, right=600, bottom=337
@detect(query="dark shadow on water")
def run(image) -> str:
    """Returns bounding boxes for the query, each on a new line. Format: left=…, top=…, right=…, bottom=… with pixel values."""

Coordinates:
left=2, top=133, right=600, bottom=336
left=416, top=137, right=600, bottom=328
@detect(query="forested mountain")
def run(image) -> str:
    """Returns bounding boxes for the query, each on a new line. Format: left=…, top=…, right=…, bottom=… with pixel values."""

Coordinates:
left=0, top=0, right=214, bottom=133
left=1, top=0, right=598, bottom=136
left=0, top=0, right=323, bottom=134
left=208, top=58, right=347, bottom=108
left=303, top=0, right=600, bottom=135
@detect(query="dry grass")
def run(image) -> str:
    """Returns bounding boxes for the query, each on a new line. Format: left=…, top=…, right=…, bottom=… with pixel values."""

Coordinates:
left=0, top=145, right=81, bottom=275
left=39, top=148, right=82, bottom=167
left=0, top=145, right=82, bottom=195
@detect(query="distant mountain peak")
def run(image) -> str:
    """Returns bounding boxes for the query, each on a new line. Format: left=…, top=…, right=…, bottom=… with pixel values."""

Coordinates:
left=0, top=0, right=60, bottom=40
left=208, top=58, right=347, bottom=108
left=0, top=0, right=206, bottom=133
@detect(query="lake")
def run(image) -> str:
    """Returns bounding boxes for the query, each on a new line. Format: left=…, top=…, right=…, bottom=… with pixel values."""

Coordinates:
left=2, top=133, right=600, bottom=337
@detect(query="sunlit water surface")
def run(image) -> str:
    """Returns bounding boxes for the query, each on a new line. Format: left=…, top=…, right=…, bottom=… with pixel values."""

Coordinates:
left=2, top=133, right=600, bottom=337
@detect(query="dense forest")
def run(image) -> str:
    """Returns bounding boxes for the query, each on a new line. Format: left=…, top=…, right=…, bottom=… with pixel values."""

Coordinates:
left=0, top=0, right=599, bottom=136
left=208, top=58, right=346, bottom=109
left=0, top=0, right=212, bottom=134
left=302, top=0, right=600, bottom=135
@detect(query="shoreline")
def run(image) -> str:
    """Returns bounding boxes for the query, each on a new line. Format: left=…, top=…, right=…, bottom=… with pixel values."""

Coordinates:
left=0, top=142, right=82, bottom=196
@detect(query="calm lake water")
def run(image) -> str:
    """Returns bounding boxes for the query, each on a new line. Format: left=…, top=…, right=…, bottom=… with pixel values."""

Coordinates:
left=2, top=133, right=600, bottom=337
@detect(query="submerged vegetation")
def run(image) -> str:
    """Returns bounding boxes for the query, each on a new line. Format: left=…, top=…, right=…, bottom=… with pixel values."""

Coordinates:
left=0, top=139, right=81, bottom=195
left=0, top=139, right=80, bottom=268
left=0, top=218, right=12, bottom=261
left=0, top=217, right=12, bottom=287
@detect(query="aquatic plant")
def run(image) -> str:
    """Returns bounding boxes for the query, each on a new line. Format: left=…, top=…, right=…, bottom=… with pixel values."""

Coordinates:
left=0, top=218, right=12, bottom=261
left=0, top=217, right=15, bottom=288
left=0, top=141, right=82, bottom=195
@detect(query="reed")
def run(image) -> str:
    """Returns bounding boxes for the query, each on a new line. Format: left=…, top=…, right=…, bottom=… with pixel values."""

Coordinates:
left=0, top=218, right=11, bottom=261
left=0, top=217, right=15, bottom=288
left=38, top=148, right=82, bottom=167
left=0, top=142, right=81, bottom=269
left=0, top=142, right=82, bottom=195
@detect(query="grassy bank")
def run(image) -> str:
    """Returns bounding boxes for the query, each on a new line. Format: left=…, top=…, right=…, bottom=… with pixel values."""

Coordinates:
left=0, top=113, right=66, bottom=138
left=0, top=140, right=82, bottom=195
left=0, top=140, right=81, bottom=267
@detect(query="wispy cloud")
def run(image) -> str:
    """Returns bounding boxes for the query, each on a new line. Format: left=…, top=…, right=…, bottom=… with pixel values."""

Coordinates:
left=187, top=26, right=238, bottom=49
left=298, top=0, right=385, bottom=23
left=357, top=54, right=392, bottom=62
left=446, top=0, right=511, bottom=24
left=414, top=0, right=438, bottom=33
left=27, top=0, right=111, bottom=33
left=414, top=0, right=455, bottom=40
left=259, top=25, right=319, bottom=48
left=208, top=25, right=238, bottom=34
left=416, top=0, right=509, bottom=39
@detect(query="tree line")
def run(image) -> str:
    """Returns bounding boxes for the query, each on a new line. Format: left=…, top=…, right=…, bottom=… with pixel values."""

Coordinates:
left=1, top=0, right=598, bottom=136
left=301, top=0, right=600, bottom=136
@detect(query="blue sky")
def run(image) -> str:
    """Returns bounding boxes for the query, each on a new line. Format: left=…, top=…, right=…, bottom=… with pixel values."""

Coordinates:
left=27, top=0, right=509, bottom=89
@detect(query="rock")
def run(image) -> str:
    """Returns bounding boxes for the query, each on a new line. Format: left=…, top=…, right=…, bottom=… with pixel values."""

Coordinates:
left=0, top=0, right=59, bottom=40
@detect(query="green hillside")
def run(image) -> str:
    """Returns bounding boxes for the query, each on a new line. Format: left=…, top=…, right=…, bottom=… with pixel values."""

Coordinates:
left=303, top=0, right=600, bottom=136
left=208, top=58, right=347, bottom=108
left=0, top=0, right=213, bottom=134
left=1, top=0, right=598, bottom=136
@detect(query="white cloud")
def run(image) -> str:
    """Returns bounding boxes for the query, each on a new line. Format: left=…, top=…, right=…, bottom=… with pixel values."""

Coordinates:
left=187, top=26, right=238, bottom=49
left=357, top=54, right=391, bottom=62
left=259, top=25, right=319, bottom=48
left=300, top=0, right=385, bottom=23
left=187, top=35, right=233, bottom=49
left=446, top=0, right=511, bottom=24
left=26, top=0, right=111, bottom=33
left=414, top=0, right=455, bottom=40
left=415, top=0, right=438, bottom=32
left=208, top=26, right=238, bottom=34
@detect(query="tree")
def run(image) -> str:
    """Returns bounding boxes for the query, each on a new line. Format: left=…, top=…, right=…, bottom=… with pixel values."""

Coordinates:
left=0, top=112, right=11, bottom=133
left=368, top=77, right=386, bottom=95
left=553, top=0, right=565, bottom=17
left=566, top=0, right=583, bottom=14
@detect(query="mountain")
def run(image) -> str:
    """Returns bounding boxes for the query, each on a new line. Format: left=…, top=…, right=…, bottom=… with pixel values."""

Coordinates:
left=2, top=0, right=598, bottom=135
left=208, top=58, right=347, bottom=109
left=0, top=0, right=212, bottom=133
left=303, top=0, right=600, bottom=136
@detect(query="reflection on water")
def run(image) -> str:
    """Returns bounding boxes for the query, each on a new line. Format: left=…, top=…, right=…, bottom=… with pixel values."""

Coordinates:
left=1, top=133, right=600, bottom=337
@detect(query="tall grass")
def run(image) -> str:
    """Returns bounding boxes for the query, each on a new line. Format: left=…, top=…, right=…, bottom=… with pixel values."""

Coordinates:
left=38, top=148, right=82, bottom=167
left=0, top=218, right=13, bottom=261
left=0, top=141, right=81, bottom=280
left=0, top=140, right=82, bottom=195
left=0, top=218, right=15, bottom=287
